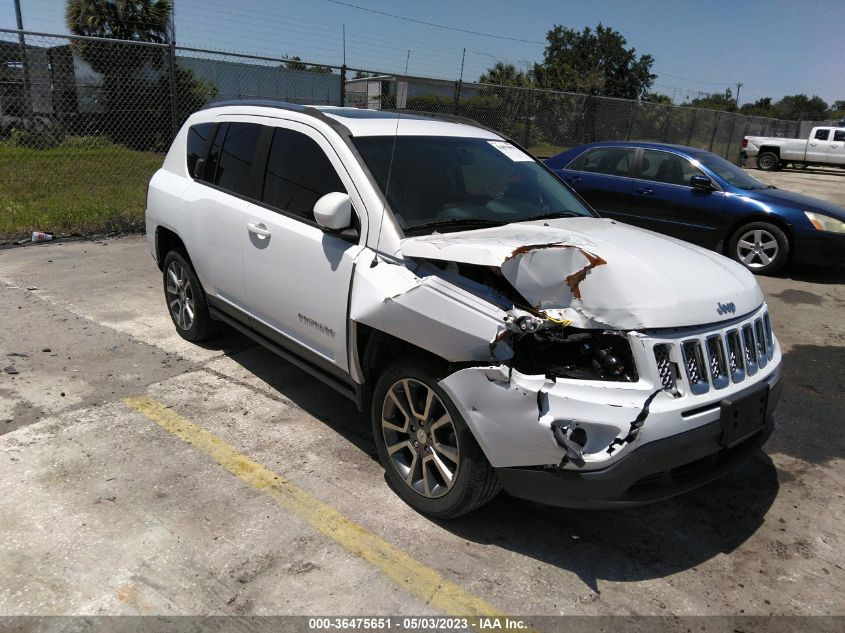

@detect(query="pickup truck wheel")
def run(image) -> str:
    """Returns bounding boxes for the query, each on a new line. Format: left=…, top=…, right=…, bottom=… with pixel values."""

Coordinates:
left=728, top=222, right=790, bottom=274
left=163, top=250, right=216, bottom=342
left=756, top=151, right=780, bottom=171
left=371, top=358, right=500, bottom=518
left=791, top=162, right=807, bottom=170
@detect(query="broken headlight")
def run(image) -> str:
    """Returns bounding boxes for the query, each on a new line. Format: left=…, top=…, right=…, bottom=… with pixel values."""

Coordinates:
left=512, top=329, right=638, bottom=382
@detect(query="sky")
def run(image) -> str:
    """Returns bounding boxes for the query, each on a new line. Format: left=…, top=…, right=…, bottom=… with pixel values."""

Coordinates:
left=3, top=0, right=843, bottom=105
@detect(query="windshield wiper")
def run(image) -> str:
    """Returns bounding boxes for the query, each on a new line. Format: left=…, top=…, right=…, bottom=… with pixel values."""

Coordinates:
left=514, top=211, right=582, bottom=223
left=404, top=218, right=507, bottom=235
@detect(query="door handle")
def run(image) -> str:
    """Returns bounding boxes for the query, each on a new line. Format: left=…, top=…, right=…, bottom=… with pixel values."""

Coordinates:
left=810, top=142, right=818, bottom=146
left=567, top=176, right=582, bottom=183
left=635, top=187, right=654, bottom=195
left=832, top=144, right=839, bottom=148
left=247, top=223, right=271, bottom=238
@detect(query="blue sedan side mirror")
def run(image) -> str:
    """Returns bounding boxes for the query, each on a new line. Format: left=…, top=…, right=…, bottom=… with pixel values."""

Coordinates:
left=691, top=175, right=714, bottom=192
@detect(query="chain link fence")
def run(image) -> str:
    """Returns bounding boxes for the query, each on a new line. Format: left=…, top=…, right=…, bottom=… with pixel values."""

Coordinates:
left=0, top=28, right=835, bottom=240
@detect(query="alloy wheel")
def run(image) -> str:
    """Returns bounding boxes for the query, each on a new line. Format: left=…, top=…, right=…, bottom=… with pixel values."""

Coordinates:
left=736, top=228, right=779, bottom=269
left=758, top=154, right=777, bottom=170
left=165, top=260, right=195, bottom=330
left=381, top=378, right=460, bottom=498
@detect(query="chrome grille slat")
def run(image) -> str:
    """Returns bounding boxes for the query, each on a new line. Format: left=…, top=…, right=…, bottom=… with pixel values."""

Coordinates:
left=653, top=309, right=772, bottom=396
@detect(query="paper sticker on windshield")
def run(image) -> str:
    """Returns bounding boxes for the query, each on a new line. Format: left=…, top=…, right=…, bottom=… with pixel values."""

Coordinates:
left=488, top=140, right=533, bottom=162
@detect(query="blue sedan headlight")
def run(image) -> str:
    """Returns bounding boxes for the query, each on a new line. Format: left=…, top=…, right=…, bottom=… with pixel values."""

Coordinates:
left=804, top=211, right=845, bottom=234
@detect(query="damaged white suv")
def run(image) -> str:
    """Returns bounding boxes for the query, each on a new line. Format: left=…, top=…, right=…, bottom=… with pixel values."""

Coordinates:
left=146, top=101, right=782, bottom=518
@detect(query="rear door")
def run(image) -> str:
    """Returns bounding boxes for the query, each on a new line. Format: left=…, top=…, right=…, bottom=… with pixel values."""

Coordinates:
left=627, top=149, right=728, bottom=248
left=181, top=118, right=263, bottom=310
left=241, top=120, right=365, bottom=374
left=826, top=129, right=845, bottom=165
left=552, top=146, right=635, bottom=218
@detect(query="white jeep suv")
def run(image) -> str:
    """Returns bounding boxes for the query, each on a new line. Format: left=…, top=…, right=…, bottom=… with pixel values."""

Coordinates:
left=146, top=101, right=782, bottom=517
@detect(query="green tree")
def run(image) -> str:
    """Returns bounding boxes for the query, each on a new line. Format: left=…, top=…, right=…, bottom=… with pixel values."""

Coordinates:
left=739, top=97, right=776, bottom=117
left=65, top=0, right=215, bottom=150
left=773, top=94, right=829, bottom=120
left=478, top=62, right=531, bottom=87
left=282, top=56, right=333, bottom=74
left=644, top=92, right=672, bottom=105
left=533, top=23, right=655, bottom=99
left=684, top=88, right=737, bottom=112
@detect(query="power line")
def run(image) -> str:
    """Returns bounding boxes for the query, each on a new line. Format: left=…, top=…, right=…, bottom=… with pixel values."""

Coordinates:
left=323, top=0, right=544, bottom=44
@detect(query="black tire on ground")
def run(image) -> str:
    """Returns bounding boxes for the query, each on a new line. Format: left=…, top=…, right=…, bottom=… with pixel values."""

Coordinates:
left=371, top=357, right=501, bottom=518
left=791, top=162, right=808, bottom=170
left=727, top=221, right=790, bottom=275
left=756, top=151, right=780, bottom=171
left=162, top=249, right=217, bottom=342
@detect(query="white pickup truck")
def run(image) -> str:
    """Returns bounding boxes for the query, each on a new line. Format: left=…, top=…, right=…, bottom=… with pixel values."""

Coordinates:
left=742, top=126, right=845, bottom=171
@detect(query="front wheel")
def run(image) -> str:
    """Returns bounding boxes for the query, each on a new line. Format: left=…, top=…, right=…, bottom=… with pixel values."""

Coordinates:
left=756, top=151, right=780, bottom=171
left=728, top=222, right=790, bottom=275
left=371, top=358, right=500, bottom=518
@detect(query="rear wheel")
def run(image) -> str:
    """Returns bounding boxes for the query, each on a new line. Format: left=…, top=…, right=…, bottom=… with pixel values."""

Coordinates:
left=791, top=161, right=807, bottom=170
left=728, top=221, right=790, bottom=275
left=756, top=151, right=780, bottom=171
left=371, top=357, right=500, bottom=518
left=163, top=250, right=216, bottom=342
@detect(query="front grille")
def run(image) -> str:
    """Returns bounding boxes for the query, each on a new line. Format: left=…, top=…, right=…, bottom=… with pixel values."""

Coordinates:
left=651, top=308, right=773, bottom=396
left=653, top=344, right=676, bottom=391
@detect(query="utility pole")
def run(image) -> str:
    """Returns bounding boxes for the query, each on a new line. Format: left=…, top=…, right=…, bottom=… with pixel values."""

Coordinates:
left=342, top=23, right=346, bottom=66
left=458, top=47, right=466, bottom=83
left=167, top=0, right=179, bottom=138
left=735, top=82, right=743, bottom=109
left=13, top=0, right=31, bottom=115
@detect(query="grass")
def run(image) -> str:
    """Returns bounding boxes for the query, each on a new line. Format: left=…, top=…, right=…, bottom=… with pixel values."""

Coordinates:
left=0, top=140, right=163, bottom=244
left=527, top=142, right=569, bottom=159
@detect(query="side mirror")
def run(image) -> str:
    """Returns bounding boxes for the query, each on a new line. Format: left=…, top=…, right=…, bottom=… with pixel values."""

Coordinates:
left=314, top=192, right=352, bottom=231
left=690, top=175, right=714, bottom=192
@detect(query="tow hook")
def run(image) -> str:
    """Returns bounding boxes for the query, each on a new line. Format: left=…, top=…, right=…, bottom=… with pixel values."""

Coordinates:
left=551, top=420, right=587, bottom=467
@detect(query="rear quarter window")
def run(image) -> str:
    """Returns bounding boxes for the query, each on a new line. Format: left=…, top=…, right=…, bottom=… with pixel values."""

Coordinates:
left=186, top=122, right=213, bottom=179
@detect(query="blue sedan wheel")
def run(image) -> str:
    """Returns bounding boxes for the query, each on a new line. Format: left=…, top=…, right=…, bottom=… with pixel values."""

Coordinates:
left=729, top=222, right=790, bottom=275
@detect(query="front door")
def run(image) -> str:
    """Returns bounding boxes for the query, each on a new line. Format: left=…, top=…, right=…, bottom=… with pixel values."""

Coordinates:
left=627, top=149, right=728, bottom=249
left=242, top=120, right=365, bottom=374
left=805, top=128, right=831, bottom=163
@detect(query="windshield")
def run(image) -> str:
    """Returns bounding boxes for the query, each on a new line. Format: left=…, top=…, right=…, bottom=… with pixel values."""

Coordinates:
left=352, top=136, right=593, bottom=234
left=695, top=153, right=771, bottom=190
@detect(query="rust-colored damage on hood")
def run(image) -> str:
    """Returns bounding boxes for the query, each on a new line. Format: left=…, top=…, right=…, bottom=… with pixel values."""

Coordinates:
left=565, top=251, right=607, bottom=300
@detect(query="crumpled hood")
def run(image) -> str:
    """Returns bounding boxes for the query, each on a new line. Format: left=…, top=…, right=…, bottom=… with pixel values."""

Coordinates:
left=400, top=217, right=764, bottom=329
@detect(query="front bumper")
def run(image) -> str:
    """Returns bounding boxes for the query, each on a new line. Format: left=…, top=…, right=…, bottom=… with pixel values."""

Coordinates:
left=496, top=378, right=780, bottom=508
left=792, top=228, right=845, bottom=266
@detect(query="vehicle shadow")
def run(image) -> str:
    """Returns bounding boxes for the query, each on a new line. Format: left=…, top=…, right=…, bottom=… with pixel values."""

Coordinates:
left=785, top=167, right=845, bottom=177
left=193, top=330, right=845, bottom=590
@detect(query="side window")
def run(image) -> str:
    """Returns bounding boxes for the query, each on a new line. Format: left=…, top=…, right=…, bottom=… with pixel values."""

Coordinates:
left=814, top=128, right=831, bottom=141
left=204, top=123, right=226, bottom=184
left=833, top=130, right=845, bottom=142
left=640, top=150, right=703, bottom=187
left=186, top=122, right=213, bottom=179
left=568, top=147, right=634, bottom=177
left=262, top=128, right=346, bottom=221
left=214, top=122, right=263, bottom=197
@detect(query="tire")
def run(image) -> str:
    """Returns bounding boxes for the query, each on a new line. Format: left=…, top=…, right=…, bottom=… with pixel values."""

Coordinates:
left=162, top=249, right=217, bottom=342
left=371, top=357, right=500, bottom=518
left=756, top=151, right=780, bottom=171
left=728, top=221, right=790, bottom=275
left=791, top=162, right=807, bottom=170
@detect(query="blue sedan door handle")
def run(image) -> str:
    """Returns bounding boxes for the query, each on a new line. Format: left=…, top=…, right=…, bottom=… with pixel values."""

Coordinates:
left=566, top=175, right=582, bottom=183
left=635, top=186, right=654, bottom=195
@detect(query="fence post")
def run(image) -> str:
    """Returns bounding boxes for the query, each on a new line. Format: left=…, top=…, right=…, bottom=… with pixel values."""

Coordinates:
left=761, top=118, right=769, bottom=136
left=452, top=79, right=461, bottom=115
left=523, top=86, right=534, bottom=148
left=708, top=110, right=722, bottom=151
left=340, top=64, right=346, bottom=107
left=625, top=100, right=636, bottom=140
left=167, top=42, right=179, bottom=139
left=686, top=108, right=698, bottom=146
left=661, top=105, right=672, bottom=142
left=724, top=114, right=736, bottom=159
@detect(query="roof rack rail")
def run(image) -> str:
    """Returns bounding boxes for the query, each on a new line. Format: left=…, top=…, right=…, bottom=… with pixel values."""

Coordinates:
left=380, top=109, right=490, bottom=131
left=200, top=99, right=352, bottom=136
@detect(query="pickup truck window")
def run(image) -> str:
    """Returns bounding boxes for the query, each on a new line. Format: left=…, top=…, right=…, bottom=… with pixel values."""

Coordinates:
left=352, top=136, right=592, bottom=232
left=262, top=128, right=346, bottom=221
left=214, top=122, right=262, bottom=197
left=814, top=129, right=830, bottom=141
left=834, top=130, right=845, bottom=142
left=640, top=149, right=703, bottom=187
left=568, top=147, right=635, bottom=177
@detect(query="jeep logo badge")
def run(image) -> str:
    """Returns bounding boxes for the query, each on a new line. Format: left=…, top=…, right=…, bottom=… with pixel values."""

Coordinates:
left=717, top=301, right=736, bottom=315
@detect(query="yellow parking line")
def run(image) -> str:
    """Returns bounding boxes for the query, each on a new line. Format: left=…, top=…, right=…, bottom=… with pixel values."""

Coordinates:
left=124, top=394, right=504, bottom=617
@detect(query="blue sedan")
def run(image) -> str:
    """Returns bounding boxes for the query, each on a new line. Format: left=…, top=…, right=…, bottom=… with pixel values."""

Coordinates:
left=545, top=142, right=845, bottom=274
